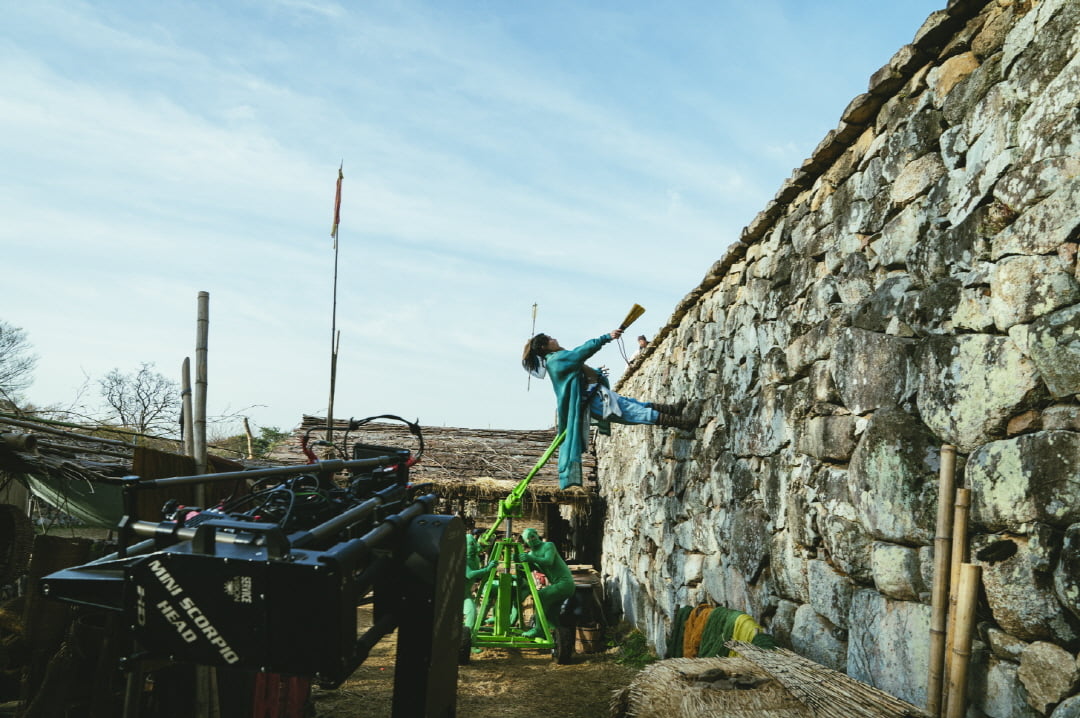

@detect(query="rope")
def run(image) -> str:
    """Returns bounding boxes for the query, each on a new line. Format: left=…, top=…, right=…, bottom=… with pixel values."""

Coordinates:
left=698, top=606, right=743, bottom=657
left=666, top=605, right=693, bottom=658
left=682, top=604, right=713, bottom=658
left=670, top=603, right=777, bottom=659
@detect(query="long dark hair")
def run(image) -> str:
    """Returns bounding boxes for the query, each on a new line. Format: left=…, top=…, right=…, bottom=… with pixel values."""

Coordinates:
left=521, top=333, right=551, bottom=375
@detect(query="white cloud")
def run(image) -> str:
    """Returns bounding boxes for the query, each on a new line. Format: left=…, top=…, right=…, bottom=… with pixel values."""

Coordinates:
left=0, top=0, right=946, bottom=432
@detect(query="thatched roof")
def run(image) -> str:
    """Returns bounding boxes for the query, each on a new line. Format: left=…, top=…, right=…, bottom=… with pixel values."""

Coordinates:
left=0, top=410, right=599, bottom=523
left=275, top=416, right=598, bottom=504
left=0, top=413, right=245, bottom=526
left=1, top=414, right=138, bottom=484
left=726, top=642, right=932, bottom=718
left=611, top=656, right=812, bottom=718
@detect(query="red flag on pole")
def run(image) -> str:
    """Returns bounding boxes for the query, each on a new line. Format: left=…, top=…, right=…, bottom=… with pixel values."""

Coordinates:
left=331, top=163, right=343, bottom=248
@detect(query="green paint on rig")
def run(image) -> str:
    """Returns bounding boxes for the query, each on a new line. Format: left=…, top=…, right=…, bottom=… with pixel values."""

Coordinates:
left=471, top=537, right=555, bottom=649
left=470, top=430, right=566, bottom=651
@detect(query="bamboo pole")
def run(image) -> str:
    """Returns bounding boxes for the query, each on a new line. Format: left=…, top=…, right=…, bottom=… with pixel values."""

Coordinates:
left=944, top=563, right=981, bottom=718
left=194, top=292, right=209, bottom=478
left=327, top=164, right=343, bottom=443
left=192, top=292, right=217, bottom=718
left=927, top=444, right=957, bottom=717
left=181, top=357, right=194, bottom=457
left=941, top=487, right=971, bottom=709
left=242, top=417, right=255, bottom=460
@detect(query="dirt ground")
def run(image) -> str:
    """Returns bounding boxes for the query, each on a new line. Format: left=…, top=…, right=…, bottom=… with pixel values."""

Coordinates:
left=311, top=608, right=640, bottom=718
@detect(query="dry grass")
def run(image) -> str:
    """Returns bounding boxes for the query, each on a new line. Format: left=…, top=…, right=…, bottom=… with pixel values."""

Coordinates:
left=311, top=606, right=638, bottom=718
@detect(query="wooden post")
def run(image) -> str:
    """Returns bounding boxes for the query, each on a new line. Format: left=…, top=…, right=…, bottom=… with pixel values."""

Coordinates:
left=242, top=417, right=255, bottom=460
left=928, top=445, right=957, bottom=717
left=945, top=563, right=981, bottom=718
left=193, top=291, right=217, bottom=718
left=194, top=292, right=209, bottom=481
left=941, top=487, right=971, bottom=709
left=181, top=357, right=194, bottom=458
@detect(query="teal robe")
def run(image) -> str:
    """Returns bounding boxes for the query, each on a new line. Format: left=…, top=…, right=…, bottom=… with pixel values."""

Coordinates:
left=545, top=334, right=612, bottom=489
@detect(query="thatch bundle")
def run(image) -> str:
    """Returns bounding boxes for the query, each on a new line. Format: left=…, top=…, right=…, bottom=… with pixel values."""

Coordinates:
left=727, top=642, right=931, bottom=718
left=610, top=656, right=812, bottom=718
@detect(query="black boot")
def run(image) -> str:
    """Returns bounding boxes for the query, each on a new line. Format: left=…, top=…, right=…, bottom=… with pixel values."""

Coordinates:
left=650, top=400, right=687, bottom=415
left=656, top=413, right=697, bottom=430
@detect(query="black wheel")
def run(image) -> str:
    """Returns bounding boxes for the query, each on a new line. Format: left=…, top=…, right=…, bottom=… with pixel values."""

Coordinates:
left=553, top=625, right=575, bottom=664
left=458, top=630, right=472, bottom=665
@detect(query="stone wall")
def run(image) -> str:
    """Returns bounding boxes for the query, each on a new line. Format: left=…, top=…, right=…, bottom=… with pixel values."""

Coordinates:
left=598, top=1, right=1080, bottom=715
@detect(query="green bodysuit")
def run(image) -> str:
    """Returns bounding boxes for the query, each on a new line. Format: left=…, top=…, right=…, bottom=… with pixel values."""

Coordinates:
left=519, top=528, right=575, bottom=635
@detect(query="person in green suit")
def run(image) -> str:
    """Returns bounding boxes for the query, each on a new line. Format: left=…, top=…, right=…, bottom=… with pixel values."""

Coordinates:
left=464, top=529, right=496, bottom=630
left=463, top=533, right=493, bottom=631
left=522, top=327, right=695, bottom=489
left=518, top=528, right=575, bottom=638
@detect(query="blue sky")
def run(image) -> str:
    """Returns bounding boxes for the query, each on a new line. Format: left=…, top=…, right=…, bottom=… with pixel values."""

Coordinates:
left=1, top=0, right=943, bottom=436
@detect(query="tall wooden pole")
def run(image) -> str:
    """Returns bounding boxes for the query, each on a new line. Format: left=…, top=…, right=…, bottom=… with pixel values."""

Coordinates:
left=193, top=291, right=216, bottom=718
left=242, top=417, right=255, bottom=460
left=527, top=303, right=538, bottom=390
left=181, top=357, right=194, bottom=458
left=194, top=292, right=209, bottom=484
left=928, top=444, right=957, bottom=717
left=327, top=163, right=343, bottom=443
left=942, top=487, right=971, bottom=709
left=945, top=563, right=981, bottom=718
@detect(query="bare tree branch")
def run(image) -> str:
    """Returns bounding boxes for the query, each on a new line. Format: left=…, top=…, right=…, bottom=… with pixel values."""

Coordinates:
left=0, top=320, right=37, bottom=403
left=98, top=362, right=181, bottom=437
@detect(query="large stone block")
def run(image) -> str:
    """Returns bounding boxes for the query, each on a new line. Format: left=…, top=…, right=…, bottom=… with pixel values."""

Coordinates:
left=806, top=558, right=853, bottom=629
left=847, top=406, right=938, bottom=544
left=927, top=51, right=980, bottom=107
left=994, top=180, right=1080, bottom=256
left=968, top=432, right=1080, bottom=531
left=721, top=502, right=770, bottom=583
left=881, top=103, right=944, bottom=182
left=1018, top=641, right=1080, bottom=715
left=797, top=414, right=857, bottom=462
left=916, top=334, right=1040, bottom=452
left=872, top=197, right=930, bottom=267
left=785, top=316, right=848, bottom=376
left=1053, top=696, right=1080, bottom=718
left=851, top=276, right=914, bottom=332
left=943, top=50, right=1002, bottom=128
left=847, top=589, right=931, bottom=708
left=1055, top=524, right=1080, bottom=622
left=871, top=541, right=925, bottom=601
left=819, top=513, right=874, bottom=585
left=829, top=327, right=917, bottom=415
left=953, top=286, right=995, bottom=331
left=974, top=657, right=1043, bottom=718
left=1029, top=303, right=1080, bottom=398
left=791, top=604, right=847, bottom=672
left=905, top=279, right=962, bottom=336
left=729, top=384, right=788, bottom=458
left=770, top=530, right=809, bottom=604
left=973, top=533, right=1078, bottom=643
left=983, top=623, right=1029, bottom=663
left=1002, top=0, right=1080, bottom=104
left=990, top=254, right=1079, bottom=331
left=770, top=599, right=798, bottom=649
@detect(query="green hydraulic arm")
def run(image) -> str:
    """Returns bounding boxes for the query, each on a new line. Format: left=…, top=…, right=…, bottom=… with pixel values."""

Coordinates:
left=470, top=430, right=566, bottom=651
left=477, top=429, right=565, bottom=550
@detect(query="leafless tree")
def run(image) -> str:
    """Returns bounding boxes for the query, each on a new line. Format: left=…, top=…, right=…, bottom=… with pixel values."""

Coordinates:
left=0, top=320, right=37, bottom=407
left=98, top=362, right=181, bottom=436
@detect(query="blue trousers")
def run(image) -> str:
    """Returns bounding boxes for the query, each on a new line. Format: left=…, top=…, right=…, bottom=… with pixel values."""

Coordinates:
left=588, top=391, right=658, bottom=424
